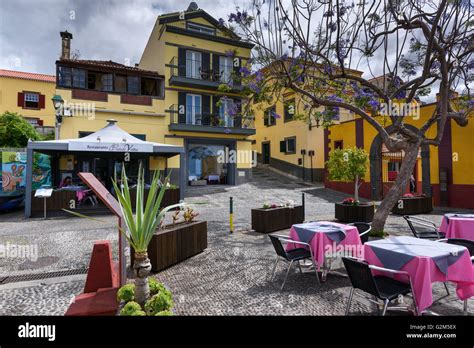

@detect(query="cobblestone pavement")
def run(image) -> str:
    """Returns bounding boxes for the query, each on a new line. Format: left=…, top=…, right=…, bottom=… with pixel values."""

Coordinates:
left=0, top=166, right=472, bottom=315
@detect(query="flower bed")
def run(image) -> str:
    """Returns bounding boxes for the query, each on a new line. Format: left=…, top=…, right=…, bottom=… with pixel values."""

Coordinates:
left=335, top=198, right=374, bottom=222
left=391, top=194, right=433, bottom=215
left=251, top=203, right=304, bottom=233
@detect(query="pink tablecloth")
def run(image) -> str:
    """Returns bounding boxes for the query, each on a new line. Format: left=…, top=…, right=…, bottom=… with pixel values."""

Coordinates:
left=364, top=236, right=474, bottom=313
left=76, top=189, right=92, bottom=202
left=439, top=215, right=474, bottom=240
left=286, top=221, right=361, bottom=269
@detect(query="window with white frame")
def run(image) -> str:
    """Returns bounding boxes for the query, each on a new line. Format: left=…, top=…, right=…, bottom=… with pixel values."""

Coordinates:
left=219, top=56, right=233, bottom=84
left=24, top=92, right=39, bottom=108
left=187, top=22, right=215, bottom=35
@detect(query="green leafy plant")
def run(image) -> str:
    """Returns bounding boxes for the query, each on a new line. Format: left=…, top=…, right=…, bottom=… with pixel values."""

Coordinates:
left=148, top=277, right=167, bottom=296
left=117, top=283, right=135, bottom=302
left=326, top=147, right=369, bottom=203
left=155, top=310, right=173, bottom=316
left=0, top=111, right=41, bottom=147
left=120, top=301, right=142, bottom=316
left=112, top=164, right=183, bottom=305
left=144, top=291, right=174, bottom=316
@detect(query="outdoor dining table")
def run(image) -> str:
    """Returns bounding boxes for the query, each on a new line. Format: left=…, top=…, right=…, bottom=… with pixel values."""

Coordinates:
left=364, top=236, right=474, bottom=314
left=286, top=221, right=362, bottom=276
left=439, top=213, right=474, bottom=240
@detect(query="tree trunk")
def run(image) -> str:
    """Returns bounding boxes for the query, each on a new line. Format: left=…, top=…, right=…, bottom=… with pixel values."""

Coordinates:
left=372, top=142, right=421, bottom=232
left=133, top=251, right=151, bottom=306
left=354, top=174, right=359, bottom=202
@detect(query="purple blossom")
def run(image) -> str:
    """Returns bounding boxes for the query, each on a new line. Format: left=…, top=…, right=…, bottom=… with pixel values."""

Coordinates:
left=239, top=66, right=251, bottom=77
left=255, top=71, right=264, bottom=83
left=467, top=60, right=474, bottom=70
left=228, top=11, right=248, bottom=24
left=225, top=50, right=235, bottom=57
left=271, top=111, right=281, bottom=119
left=323, top=10, right=334, bottom=17
left=218, top=18, right=225, bottom=26
left=368, top=99, right=380, bottom=110
left=328, top=22, right=337, bottom=32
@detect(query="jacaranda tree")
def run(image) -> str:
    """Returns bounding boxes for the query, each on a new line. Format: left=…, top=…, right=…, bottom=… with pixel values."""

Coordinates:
left=222, top=0, right=473, bottom=231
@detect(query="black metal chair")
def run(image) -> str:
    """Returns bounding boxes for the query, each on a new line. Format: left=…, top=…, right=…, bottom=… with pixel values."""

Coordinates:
left=403, top=215, right=445, bottom=240
left=437, top=238, right=474, bottom=315
left=342, top=257, right=418, bottom=316
left=268, top=234, right=320, bottom=290
left=348, top=222, right=372, bottom=244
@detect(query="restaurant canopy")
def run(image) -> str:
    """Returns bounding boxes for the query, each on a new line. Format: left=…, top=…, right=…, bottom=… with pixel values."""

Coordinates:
left=24, top=119, right=185, bottom=217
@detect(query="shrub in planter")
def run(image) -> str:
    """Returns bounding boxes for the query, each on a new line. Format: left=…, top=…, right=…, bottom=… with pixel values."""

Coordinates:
left=327, top=148, right=374, bottom=222
left=120, top=301, right=143, bottom=316
left=118, top=278, right=174, bottom=316
left=117, top=283, right=135, bottom=302
left=144, top=291, right=174, bottom=316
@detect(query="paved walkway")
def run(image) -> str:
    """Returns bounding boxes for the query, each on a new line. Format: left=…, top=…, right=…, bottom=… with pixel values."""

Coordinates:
left=0, top=166, right=471, bottom=315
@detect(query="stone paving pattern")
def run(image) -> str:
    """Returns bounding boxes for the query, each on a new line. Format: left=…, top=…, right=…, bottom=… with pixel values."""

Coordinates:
left=0, top=167, right=471, bottom=315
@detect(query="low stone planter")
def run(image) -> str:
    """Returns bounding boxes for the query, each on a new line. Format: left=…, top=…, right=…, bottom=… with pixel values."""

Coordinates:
left=335, top=202, right=374, bottom=223
left=131, top=220, right=207, bottom=273
left=391, top=196, right=433, bottom=215
left=251, top=205, right=304, bottom=233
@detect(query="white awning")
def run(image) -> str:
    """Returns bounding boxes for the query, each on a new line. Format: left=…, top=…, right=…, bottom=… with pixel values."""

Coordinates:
left=28, top=119, right=183, bottom=155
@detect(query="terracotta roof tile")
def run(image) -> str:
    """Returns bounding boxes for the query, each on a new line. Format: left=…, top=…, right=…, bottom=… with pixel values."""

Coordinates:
left=57, top=59, right=162, bottom=76
left=0, top=69, right=55, bottom=83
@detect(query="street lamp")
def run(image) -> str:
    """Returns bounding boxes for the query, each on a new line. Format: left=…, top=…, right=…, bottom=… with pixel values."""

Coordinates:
left=51, top=94, right=64, bottom=140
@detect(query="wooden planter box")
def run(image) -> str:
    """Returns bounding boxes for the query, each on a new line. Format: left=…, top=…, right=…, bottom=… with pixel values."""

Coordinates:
left=31, top=190, right=76, bottom=212
left=251, top=205, right=304, bottom=233
left=391, top=196, right=433, bottom=215
left=129, top=188, right=180, bottom=209
left=335, top=203, right=374, bottom=223
left=131, top=220, right=207, bottom=273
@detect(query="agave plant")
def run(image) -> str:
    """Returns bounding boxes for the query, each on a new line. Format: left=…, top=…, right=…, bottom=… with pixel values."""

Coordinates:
left=112, top=164, right=182, bottom=306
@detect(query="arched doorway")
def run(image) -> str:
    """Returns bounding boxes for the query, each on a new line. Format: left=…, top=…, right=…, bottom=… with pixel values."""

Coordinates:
left=369, top=125, right=431, bottom=200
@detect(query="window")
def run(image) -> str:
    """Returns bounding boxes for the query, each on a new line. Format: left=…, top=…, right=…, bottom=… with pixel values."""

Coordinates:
left=115, top=75, right=127, bottom=93
left=219, top=97, right=234, bottom=127
left=187, top=22, right=215, bottom=35
left=72, top=69, right=86, bottom=88
left=219, top=56, right=233, bottom=84
left=186, top=50, right=202, bottom=79
left=127, top=76, right=139, bottom=94
left=186, top=94, right=202, bottom=125
left=263, top=106, right=277, bottom=126
left=58, top=66, right=72, bottom=87
left=284, top=99, right=295, bottom=122
left=334, top=140, right=343, bottom=149
left=24, top=92, right=39, bottom=108
left=280, top=137, right=296, bottom=154
left=141, top=78, right=158, bottom=96
left=101, top=74, right=113, bottom=92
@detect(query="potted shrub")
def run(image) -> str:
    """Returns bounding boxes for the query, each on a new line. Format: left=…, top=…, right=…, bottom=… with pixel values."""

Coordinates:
left=112, top=164, right=183, bottom=306
left=326, top=147, right=374, bottom=222
left=117, top=278, right=174, bottom=316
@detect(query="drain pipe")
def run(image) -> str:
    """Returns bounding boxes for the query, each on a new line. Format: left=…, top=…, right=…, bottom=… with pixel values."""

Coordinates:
left=300, top=149, right=306, bottom=181
left=308, top=150, right=315, bottom=182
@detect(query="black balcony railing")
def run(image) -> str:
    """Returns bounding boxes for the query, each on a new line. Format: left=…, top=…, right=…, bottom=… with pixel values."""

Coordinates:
left=169, top=57, right=239, bottom=86
left=167, top=104, right=255, bottom=129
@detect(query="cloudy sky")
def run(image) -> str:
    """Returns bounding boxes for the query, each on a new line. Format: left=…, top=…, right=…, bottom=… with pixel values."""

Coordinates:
left=0, top=0, right=242, bottom=75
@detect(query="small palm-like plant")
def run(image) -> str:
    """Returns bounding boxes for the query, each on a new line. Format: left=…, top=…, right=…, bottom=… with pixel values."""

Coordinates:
left=112, top=164, right=182, bottom=305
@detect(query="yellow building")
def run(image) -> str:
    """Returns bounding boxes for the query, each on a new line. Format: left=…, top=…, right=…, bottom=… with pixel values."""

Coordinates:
left=325, top=100, right=474, bottom=209
left=251, top=66, right=361, bottom=182
left=0, top=69, right=56, bottom=134
left=140, top=3, right=255, bottom=187
left=54, top=3, right=255, bottom=190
